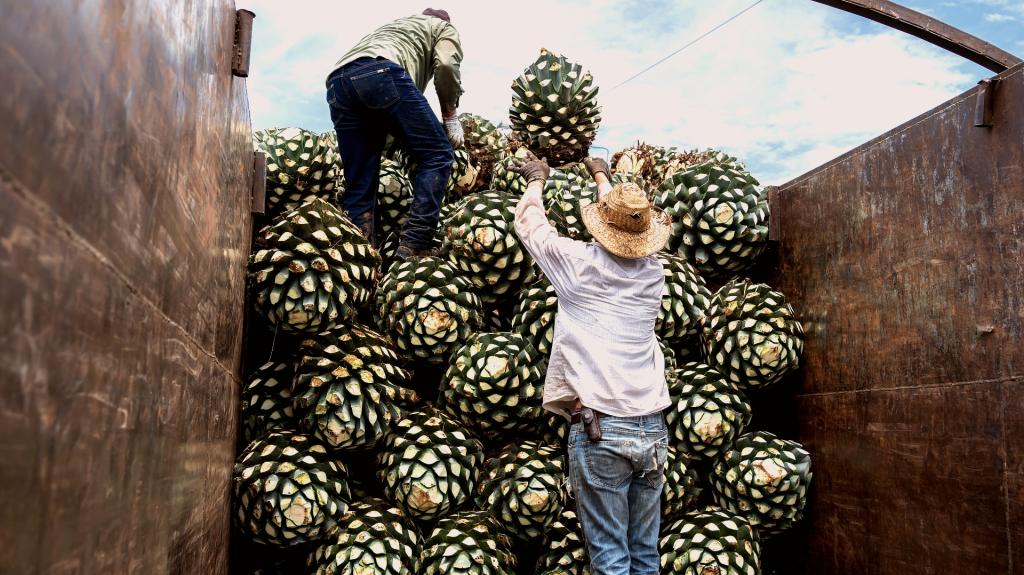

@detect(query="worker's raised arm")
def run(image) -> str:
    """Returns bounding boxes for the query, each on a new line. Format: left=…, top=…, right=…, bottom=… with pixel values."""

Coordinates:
left=433, top=24, right=463, bottom=117
left=583, top=157, right=613, bottom=201
left=513, top=157, right=588, bottom=295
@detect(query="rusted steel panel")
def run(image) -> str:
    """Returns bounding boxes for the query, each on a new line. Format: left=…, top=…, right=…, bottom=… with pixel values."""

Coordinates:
left=770, top=63, right=1023, bottom=574
left=1005, top=380, right=1024, bottom=475
left=811, top=0, right=1022, bottom=72
left=1005, top=380, right=1024, bottom=574
left=0, top=0, right=253, bottom=367
left=792, top=383, right=1011, bottom=573
left=774, top=65, right=1024, bottom=394
left=0, top=0, right=251, bottom=573
left=0, top=185, right=239, bottom=573
left=1010, top=472, right=1024, bottom=575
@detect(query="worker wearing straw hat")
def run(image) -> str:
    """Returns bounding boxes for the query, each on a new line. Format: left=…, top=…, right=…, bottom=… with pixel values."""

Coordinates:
left=514, top=153, right=672, bottom=575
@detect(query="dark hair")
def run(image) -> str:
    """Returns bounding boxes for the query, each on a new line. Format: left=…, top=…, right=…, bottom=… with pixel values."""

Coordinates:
left=422, top=8, right=451, bottom=23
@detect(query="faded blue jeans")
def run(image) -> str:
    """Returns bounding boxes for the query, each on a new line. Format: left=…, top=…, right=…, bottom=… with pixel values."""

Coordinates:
left=567, top=414, right=668, bottom=575
left=326, top=57, right=453, bottom=248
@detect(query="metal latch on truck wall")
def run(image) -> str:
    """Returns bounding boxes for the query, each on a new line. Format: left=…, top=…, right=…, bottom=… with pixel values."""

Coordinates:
left=232, top=9, right=255, bottom=77
left=974, top=78, right=1000, bottom=128
left=251, top=152, right=267, bottom=215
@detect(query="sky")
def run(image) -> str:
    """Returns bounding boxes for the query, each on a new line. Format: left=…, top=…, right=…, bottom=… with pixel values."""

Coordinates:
left=236, top=0, right=1023, bottom=184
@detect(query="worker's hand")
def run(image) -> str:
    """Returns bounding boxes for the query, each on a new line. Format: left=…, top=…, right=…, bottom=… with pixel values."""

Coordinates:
left=583, top=156, right=611, bottom=182
left=516, top=158, right=550, bottom=185
left=443, top=114, right=465, bottom=147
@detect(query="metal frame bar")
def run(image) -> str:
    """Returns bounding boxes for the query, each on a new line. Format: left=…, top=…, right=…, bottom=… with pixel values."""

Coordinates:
left=811, top=0, right=1022, bottom=73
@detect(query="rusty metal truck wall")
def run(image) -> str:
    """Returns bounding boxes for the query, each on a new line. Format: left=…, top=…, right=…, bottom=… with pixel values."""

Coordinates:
left=769, top=64, right=1023, bottom=573
left=0, top=1, right=252, bottom=573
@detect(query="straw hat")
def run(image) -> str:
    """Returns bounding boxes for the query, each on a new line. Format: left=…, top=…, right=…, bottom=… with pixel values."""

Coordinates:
left=581, top=182, right=672, bottom=259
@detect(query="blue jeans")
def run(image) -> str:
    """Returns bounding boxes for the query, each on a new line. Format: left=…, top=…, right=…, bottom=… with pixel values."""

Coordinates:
left=567, top=414, right=667, bottom=575
left=326, top=57, right=453, bottom=248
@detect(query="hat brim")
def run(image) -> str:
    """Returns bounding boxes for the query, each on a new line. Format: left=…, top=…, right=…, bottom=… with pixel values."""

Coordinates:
left=581, top=203, right=673, bottom=259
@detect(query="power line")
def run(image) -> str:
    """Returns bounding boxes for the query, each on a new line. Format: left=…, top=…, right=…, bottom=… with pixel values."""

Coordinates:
left=611, top=0, right=767, bottom=90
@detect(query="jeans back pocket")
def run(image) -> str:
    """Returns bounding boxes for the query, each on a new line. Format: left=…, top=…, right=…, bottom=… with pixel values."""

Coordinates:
left=349, top=67, right=400, bottom=109
left=582, top=440, right=634, bottom=489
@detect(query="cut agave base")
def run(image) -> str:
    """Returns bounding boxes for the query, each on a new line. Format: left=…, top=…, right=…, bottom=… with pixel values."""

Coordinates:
left=376, top=408, right=485, bottom=522
left=475, top=441, right=565, bottom=541
left=660, top=507, right=762, bottom=575
left=420, top=510, right=517, bottom=575
left=232, top=431, right=351, bottom=547
left=711, top=431, right=813, bottom=536
left=249, top=198, right=380, bottom=333
left=307, top=498, right=421, bottom=575
left=702, top=279, right=804, bottom=390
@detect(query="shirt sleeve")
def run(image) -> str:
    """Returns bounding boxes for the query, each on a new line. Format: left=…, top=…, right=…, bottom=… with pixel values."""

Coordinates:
left=514, top=186, right=588, bottom=296
left=432, top=24, right=464, bottom=112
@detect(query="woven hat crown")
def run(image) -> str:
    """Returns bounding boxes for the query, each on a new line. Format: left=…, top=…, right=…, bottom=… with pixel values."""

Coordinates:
left=600, top=183, right=651, bottom=233
left=581, top=181, right=671, bottom=259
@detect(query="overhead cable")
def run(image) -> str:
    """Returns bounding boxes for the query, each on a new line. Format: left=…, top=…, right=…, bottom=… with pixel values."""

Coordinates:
left=611, top=0, right=767, bottom=90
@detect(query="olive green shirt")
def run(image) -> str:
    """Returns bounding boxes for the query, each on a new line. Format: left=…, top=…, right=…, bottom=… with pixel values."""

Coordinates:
left=330, top=15, right=464, bottom=113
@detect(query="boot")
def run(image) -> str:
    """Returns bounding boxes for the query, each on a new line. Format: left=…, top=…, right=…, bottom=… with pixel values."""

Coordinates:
left=393, top=241, right=441, bottom=261
left=355, top=211, right=376, bottom=247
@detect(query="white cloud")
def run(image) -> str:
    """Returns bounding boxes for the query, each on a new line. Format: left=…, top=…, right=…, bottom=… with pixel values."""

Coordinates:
left=984, top=12, right=1016, bottom=21
left=237, top=0, right=976, bottom=184
left=997, top=1, right=1024, bottom=15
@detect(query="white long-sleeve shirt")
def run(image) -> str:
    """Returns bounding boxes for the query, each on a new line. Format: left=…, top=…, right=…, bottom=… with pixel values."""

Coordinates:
left=514, top=185, right=670, bottom=420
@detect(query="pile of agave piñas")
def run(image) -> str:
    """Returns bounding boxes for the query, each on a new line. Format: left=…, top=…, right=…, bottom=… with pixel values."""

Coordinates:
left=239, top=48, right=811, bottom=575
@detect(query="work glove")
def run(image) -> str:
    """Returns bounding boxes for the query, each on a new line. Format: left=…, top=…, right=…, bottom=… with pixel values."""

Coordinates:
left=516, top=157, right=550, bottom=185
left=443, top=114, right=465, bottom=147
left=583, top=156, right=611, bottom=182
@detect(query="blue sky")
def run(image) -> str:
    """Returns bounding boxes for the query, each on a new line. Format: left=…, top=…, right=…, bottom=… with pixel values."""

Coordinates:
left=237, top=0, right=1022, bottom=184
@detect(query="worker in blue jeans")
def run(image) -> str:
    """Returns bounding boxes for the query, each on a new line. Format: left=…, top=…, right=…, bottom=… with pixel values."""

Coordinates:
left=514, top=154, right=673, bottom=575
left=325, top=9, right=464, bottom=259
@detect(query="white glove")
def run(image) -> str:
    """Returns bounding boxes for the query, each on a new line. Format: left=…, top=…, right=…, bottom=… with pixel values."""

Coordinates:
left=443, top=114, right=465, bottom=148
